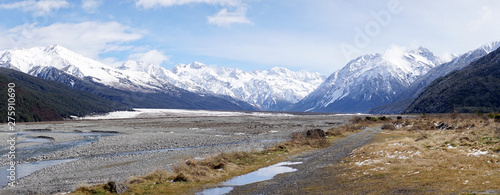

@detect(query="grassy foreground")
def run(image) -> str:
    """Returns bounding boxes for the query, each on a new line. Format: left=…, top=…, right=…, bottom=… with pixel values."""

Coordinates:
left=72, top=126, right=357, bottom=195
left=304, top=114, right=500, bottom=194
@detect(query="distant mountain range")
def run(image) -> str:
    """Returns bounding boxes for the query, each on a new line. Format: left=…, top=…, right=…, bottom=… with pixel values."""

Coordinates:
left=0, top=45, right=274, bottom=111
left=118, top=61, right=325, bottom=111
left=0, top=45, right=323, bottom=113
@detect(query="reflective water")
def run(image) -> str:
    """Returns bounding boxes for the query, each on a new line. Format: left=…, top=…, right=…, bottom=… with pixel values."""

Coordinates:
left=197, top=161, right=302, bottom=195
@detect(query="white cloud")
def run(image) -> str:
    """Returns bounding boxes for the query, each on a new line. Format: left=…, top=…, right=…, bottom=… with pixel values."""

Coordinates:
left=81, top=0, right=102, bottom=13
left=135, top=0, right=241, bottom=9
left=129, top=50, right=170, bottom=65
left=382, top=45, right=409, bottom=67
left=135, top=0, right=251, bottom=27
left=0, top=0, right=69, bottom=16
left=0, top=21, right=143, bottom=59
left=207, top=7, right=252, bottom=27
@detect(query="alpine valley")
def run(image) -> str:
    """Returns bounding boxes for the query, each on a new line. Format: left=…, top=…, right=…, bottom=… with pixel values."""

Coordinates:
left=2, top=41, right=499, bottom=119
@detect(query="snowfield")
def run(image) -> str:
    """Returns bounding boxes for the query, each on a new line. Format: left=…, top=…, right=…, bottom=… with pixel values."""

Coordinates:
left=80, top=108, right=296, bottom=120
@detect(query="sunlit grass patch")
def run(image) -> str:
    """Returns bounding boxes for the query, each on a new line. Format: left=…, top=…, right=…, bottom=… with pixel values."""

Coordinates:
left=325, top=114, right=500, bottom=194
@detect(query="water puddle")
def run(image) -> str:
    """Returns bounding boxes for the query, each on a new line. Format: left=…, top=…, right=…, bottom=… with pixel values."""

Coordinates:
left=197, top=161, right=302, bottom=195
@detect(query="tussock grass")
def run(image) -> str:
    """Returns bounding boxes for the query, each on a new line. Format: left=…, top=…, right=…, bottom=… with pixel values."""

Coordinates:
left=321, top=114, right=500, bottom=194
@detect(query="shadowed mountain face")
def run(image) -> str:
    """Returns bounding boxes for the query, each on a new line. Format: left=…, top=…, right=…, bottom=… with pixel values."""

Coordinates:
left=405, top=47, right=500, bottom=113
left=0, top=68, right=127, bottom=122
left=369, top=41, right=500, bottom=114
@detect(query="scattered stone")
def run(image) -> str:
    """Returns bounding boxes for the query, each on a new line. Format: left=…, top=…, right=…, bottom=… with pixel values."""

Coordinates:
left=104, top=181, right=129, bottom=194
left=306, top=129, right=326, bottom=138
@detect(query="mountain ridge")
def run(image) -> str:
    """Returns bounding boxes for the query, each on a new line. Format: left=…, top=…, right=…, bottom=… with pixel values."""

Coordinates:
left=405, top=46, right=500, bottom=113
left=368, top=41, right=500, bottom=114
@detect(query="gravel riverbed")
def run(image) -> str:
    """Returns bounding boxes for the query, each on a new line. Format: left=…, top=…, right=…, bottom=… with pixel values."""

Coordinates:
left=0, top=112, right=349, bottom=194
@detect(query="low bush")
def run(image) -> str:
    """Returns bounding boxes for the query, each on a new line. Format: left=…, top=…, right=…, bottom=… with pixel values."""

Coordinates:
left=327, top=128, right=343, bottom=136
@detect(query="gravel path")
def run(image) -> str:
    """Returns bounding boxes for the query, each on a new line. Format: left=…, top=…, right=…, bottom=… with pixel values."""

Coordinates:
left=0, top=114, right=348, bottom=194
left=228, top=126, right=382, bottom=195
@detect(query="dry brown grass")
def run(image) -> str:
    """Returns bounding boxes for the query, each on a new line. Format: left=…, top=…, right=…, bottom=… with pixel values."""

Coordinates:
left=321, top=114, right=500, bottom=194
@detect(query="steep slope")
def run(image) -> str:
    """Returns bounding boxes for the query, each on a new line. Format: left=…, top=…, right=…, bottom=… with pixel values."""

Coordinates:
left=405, top=47, right=500, bottom=113
left=289, top=47, right=444, bottom=113
left=369, top=41, right=500, bottom=114
left=118, top=61, right=325, bottom=111
left=0, top=68, right=127, bottom=122
left=0, top=46, right=256, bottom=111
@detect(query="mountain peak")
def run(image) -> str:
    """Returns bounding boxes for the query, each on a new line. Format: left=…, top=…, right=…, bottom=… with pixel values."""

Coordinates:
left=479, top=41, right=500, bottom=53
left=268, top=67, right=291, bottom=75
left=410, top=46, right=432, bottom=55
left=118, top=60, right=151, bottom=71
left=44, top=44, right=70, bottom=54
left=190, top=61, right=207, bottom=69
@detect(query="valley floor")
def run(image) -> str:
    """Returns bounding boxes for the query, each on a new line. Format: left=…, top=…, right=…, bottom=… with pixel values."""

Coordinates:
left=2, top=112, right=498, bottom=194
left=0, top=110, right=348, bottom=194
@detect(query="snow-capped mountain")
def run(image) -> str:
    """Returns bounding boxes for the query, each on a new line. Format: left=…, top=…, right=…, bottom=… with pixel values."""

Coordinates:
left=0, top=45, right=258, bottom=111
left=369, top=41, right=500, bottom=114
left=289, top=47, right=446, bottom=113
left=0, top=45, right=172, bottom=93
left=403, top=41, right=500, bottom=99
left=0, top=45, right=322, bottom=111
left=118, top=61, right=326, bottom=110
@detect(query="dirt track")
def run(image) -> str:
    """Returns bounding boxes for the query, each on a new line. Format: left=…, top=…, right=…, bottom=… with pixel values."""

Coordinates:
left=228, top=126, right=381, bottom=195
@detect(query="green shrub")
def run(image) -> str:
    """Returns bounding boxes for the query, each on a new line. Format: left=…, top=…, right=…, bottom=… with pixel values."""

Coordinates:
left=378, top=116, right=392, bottom=121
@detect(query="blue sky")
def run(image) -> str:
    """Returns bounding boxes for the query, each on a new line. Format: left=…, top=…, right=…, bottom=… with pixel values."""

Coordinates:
left=1, top=0, right=500, bottom=73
